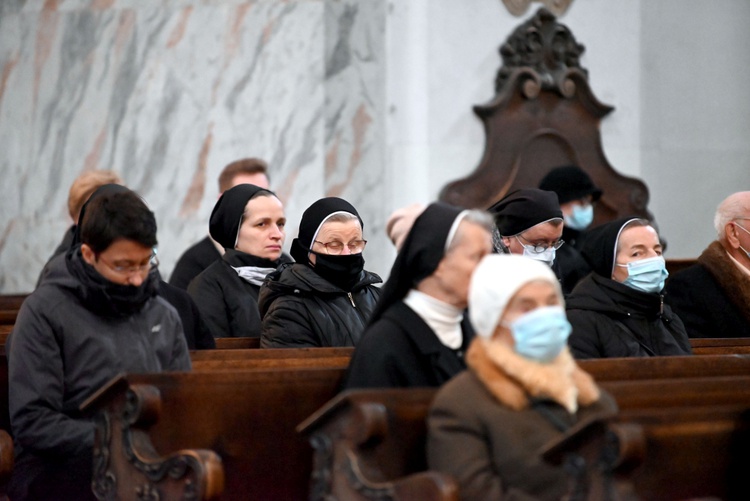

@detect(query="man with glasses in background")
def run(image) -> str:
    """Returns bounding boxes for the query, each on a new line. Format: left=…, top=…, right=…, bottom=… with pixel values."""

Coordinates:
left=6, top=188, right=191, bottom=501
left=259, top=197, right=382, bottom=348
left=666, top=191, right=750, bottom=338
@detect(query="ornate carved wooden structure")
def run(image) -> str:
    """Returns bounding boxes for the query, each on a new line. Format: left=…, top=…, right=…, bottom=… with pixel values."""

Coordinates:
left=297, top=388, right=459, bottom=501
left=84, top=377, right=224, bottom=501
left=440, top=8, right=652, bottom=227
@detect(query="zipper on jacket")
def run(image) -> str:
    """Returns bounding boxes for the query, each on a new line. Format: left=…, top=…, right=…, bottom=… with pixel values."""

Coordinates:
left=347, top=292, right=357, bottom=308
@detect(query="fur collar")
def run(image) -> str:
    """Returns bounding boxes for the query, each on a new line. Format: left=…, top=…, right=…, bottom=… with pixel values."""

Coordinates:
left=698, top=241, right=750, bottom=324
left=466, top=338, right=600, bottom=413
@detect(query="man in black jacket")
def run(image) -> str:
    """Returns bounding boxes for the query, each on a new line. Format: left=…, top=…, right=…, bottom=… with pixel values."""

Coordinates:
left=665, top=191, right=750, bottom=338
left=7, top=190, right=191, bottom=500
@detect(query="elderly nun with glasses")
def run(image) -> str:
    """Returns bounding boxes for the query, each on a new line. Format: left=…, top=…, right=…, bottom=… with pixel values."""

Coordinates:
left=259, top=197, right=382, bottom=348
left=488, top=188, right=566, bottom=274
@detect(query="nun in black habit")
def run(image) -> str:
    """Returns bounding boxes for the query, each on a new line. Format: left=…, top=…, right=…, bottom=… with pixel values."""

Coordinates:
left=344, top=203, right=494, bottom=389
left=188, top=184, right=290, bottom=339
left=566, top=217, right=691, bottom=359
left=259, top=197, right=382, bottom=348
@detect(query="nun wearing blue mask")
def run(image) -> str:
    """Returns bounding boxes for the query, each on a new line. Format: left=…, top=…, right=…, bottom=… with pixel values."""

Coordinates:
left=566, top=217, right=691, bottom=359
left=427, top=254, right=616, bottom=501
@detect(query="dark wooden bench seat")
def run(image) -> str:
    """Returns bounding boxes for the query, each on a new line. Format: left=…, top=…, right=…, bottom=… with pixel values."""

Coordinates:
left=689, top=337, right=750, bottom=355
left=579, top=354, right=750, bottom=381
left=82, top=368, right=349, bottom=500
left=190, top=347, right=353, bottom=371
left=300, top=375, right=750, bottom=501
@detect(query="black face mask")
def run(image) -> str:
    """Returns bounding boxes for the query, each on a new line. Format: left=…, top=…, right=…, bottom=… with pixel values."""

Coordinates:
left=67, top=247, right=158, bottom=318
left=310, top=251, right=365, bottom=292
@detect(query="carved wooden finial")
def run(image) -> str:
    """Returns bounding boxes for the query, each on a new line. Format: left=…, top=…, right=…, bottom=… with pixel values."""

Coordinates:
left=495, top=8, right=586, bottom=94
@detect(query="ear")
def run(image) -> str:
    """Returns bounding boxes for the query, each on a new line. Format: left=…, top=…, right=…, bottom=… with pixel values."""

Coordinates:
left=81, top=244, right=97, bottom=265
left=725, top=223, right=741, bottom=249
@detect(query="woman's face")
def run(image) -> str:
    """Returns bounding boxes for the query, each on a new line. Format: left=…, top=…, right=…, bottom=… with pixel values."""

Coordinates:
left=235, top=195, right=286, bottom=259
left=612, top=224, right=662, bottom=282
left=493, top=281, right=561, bottom=343
left=309, top=219, right=363, bottom=264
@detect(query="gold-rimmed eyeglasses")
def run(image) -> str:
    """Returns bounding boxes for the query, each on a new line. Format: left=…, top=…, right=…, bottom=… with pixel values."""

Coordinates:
left=314, top=240, right=367, bottom=255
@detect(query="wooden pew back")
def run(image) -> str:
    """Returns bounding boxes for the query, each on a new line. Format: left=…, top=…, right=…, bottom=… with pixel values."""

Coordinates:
left=83, top=368, right=347, bottom=501
left=579, top=354, right=750, bottom=381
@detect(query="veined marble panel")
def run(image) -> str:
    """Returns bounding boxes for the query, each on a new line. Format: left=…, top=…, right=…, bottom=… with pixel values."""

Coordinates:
left=0, top=0, right=387, bottom=292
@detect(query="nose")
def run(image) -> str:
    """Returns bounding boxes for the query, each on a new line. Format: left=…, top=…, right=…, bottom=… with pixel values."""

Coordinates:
left=341, top=246, right=353, bottom=255
left=128, top=273, right=145, bottom=287
left=270, top=225, right=283, bottom=240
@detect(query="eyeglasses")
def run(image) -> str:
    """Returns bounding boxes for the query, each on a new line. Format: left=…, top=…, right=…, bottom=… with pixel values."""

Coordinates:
left=515, top=234, right=564, bottom=253
left=313, top=240, right=367, bottom=255
left=97, top=252, right=159, bottom=276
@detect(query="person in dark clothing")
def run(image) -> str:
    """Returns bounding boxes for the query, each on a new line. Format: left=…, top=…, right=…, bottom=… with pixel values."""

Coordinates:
left=40, top=184, right=216, bottom=350
left=189, top=184, right=289, bottom=339
left=567, top=217, right=692, bottom=359
left=539, top=165, right=603, bottom=293
left=665, top=191, right=750, bottom=338
left=428, top=254, right=616, bottom=501
left=344, top=203, right=494, bottom=389
left=7, top=189, right=191, bottom=501
left=170, top=158, right=271, bottom=289
left=487, top=189, right=568, bottom=288
left=259, top=197, right=382, bottom=347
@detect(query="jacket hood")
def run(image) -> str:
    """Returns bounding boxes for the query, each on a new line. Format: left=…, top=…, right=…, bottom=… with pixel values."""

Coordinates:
left=38, top=252, right=85, bottom=293
left=258, top=263, right=382, bottom=317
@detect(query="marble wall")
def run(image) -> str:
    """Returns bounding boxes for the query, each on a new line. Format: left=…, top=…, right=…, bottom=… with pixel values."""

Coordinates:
left=0, top=0, right=386, bottom=293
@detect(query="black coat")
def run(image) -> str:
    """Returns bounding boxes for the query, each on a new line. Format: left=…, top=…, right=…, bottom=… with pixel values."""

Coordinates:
left=158, top=281, right=215, bottom=349
left=566, top=274, right=692, bottom=359
left=665, top=241, right=750, bottom=338
left=343, top=301, right=474, bottom=389
left=555, top=227, right=592, bottom=295
left=187, top=253, right=266, bottom=339
left=169, top=236, right=221, bottom=290
left=258, top=263, right=382, bottom=348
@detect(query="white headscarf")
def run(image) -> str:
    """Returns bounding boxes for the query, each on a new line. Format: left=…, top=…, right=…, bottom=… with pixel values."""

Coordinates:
left=468, top=254, right=563, bottom=339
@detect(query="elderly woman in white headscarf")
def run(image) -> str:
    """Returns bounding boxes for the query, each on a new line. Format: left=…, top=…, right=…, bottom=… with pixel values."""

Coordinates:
left=427, top=254, right=617, bottom=501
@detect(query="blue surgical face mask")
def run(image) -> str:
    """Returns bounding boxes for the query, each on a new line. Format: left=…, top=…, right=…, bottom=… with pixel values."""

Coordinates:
left=515, top=236, right=558, bottom=266
left=504, top=306, right=572, bottom=363
left=564, top=204, right=594, bottom=231
left=617, top=256, right=669, bottom=294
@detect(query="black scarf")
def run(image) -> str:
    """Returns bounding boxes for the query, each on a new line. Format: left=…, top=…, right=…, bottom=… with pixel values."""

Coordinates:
left=66, top=246, right=158, bottom=318
left=367, top=202, right=465, bottom=326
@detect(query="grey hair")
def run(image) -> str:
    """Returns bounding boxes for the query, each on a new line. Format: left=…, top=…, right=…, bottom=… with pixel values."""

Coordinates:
left=446, top=210, right=494, bottom=252
left=714, top=192, right=750, bottom=240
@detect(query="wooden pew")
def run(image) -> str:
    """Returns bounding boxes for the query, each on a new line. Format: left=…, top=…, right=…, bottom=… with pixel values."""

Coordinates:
left=82, top=368, right=348, bottom=500
left=579, top=354, right=750, bottom=381
left=214, top=337, right=260, bottom=350
left=0, top=295, right=26, bottom=326
left=298, top=389, right=458, bottom=501
left=690, top=337, right=750, bottom=355
left=190, top=347, right=353, bottom=371
left=300, top=375, right=750, bottom=501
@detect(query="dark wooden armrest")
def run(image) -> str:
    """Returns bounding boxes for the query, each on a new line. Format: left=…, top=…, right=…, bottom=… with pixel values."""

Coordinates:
left=89, top=382, right=225, bottom=500
left=392, top=470, right=459, bottom=501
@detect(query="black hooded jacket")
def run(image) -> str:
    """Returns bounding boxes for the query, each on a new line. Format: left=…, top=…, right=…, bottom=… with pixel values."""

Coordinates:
left=258, top=263, right=382, bottom=347
left=566, top=274, right=691, bottom=358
